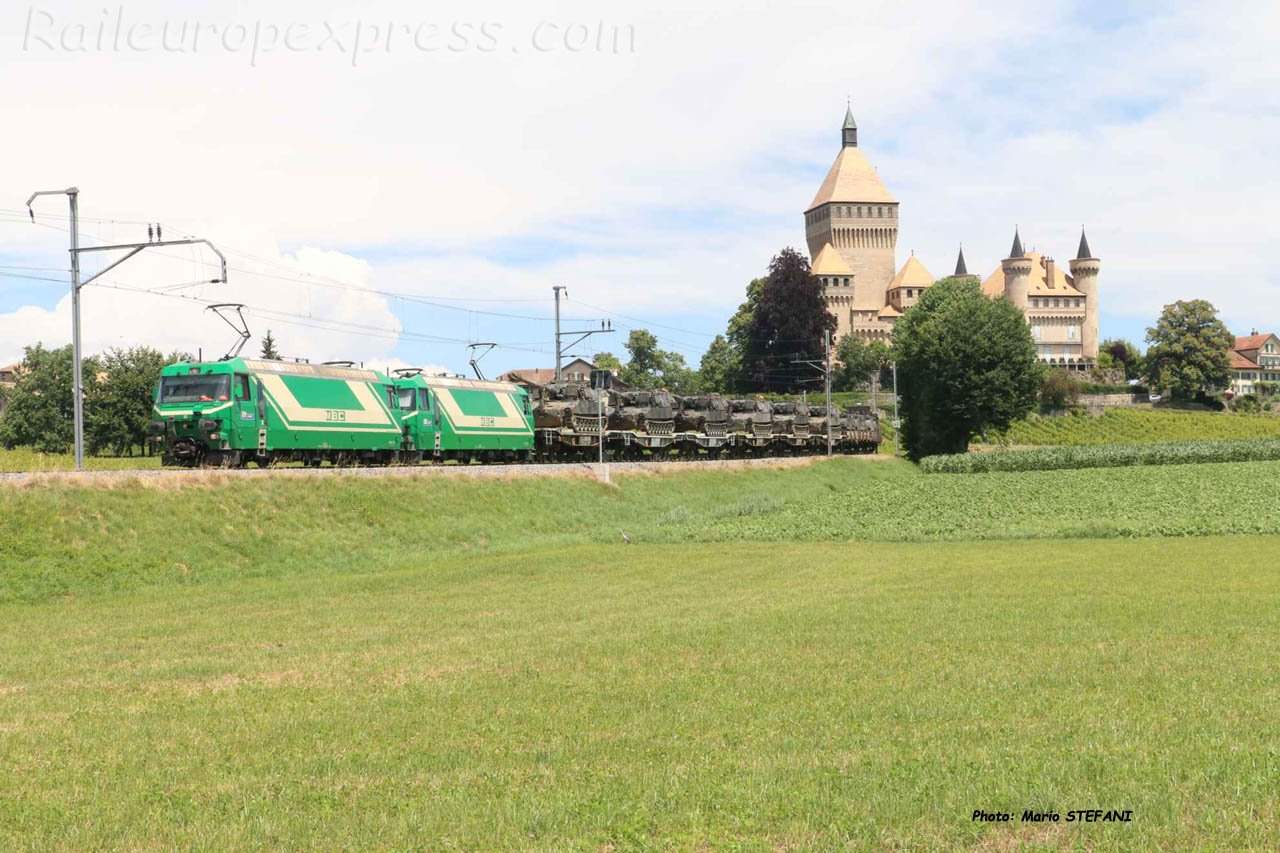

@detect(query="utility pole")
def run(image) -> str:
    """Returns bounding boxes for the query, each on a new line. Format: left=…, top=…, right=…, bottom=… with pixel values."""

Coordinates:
left=26, top=188, right=227, bottom=470
left=825, top=329, right=833, bottom=457
left=552, top=285, right=566, bottom=381
left=554, top=300, right=614, bottom=382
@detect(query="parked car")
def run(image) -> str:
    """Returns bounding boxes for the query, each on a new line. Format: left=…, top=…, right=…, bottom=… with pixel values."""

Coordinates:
left=1148, top=393, right=1163, bottom=403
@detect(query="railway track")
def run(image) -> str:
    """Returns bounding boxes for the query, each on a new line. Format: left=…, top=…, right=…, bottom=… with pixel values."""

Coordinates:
left=0, top=453, right=890, bottom=485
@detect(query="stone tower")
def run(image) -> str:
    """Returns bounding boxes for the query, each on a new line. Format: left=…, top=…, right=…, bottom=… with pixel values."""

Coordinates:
left=803, top=106, right=899, bottom=328
left=1001, top=228, right=1031, bottom=312
left=1068, top=228, right=1101, bottom=359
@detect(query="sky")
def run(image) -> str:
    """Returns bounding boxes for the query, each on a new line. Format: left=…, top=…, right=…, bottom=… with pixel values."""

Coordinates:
left=1, top=0, right=1277, bottom=375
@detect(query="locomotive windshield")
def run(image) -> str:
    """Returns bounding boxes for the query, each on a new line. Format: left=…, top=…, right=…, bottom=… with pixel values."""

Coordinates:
left=158, top=374, right=231, bottom=404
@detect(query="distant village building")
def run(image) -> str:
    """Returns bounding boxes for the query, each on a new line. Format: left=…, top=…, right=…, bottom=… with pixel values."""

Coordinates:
left=804, top=107, right=1101, bottom=367
left=1227, top=332, right=1280, bottom=396
left=498, top=358, right=627, bottom=389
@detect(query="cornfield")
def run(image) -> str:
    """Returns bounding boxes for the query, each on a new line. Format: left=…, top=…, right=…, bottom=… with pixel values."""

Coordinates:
left=922, top=437, right=1280, bottom=474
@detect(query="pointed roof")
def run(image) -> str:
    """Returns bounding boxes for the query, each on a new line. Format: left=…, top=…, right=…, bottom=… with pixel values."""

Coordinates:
left=888, top=255, right=934, bottom=291
left=954, top=246, right=969, bottom=276
left=877, top=303, right=903, bottom=319
left=1008, top=228, right=1024, bottom=259
left=807, top=146, right=897, bottom=210
left=842, top=104, right=857, bottom=131
left=810, top=243, right=853, bottom=276
left=981, top=252, right=1083, bottom=298
left=1076, top=228, right=1093, bottom=260
left=1234, top=333, right=1278, bottom=352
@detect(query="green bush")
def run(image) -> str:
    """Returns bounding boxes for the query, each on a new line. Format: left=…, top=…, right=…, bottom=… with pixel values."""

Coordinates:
left=921, top=437, right=1280, bottom=473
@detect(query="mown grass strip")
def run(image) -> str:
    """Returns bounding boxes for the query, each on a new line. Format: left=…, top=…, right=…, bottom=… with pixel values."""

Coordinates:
left=0, top=536, right=1275, bottom=849
left=922, top=437, right=1280, bottom=473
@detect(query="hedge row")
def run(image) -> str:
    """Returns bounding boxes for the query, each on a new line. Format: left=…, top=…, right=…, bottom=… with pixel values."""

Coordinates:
left=1076, top=383, right=1148, bottom=395
left=920, top=437, right=1280, bottom=474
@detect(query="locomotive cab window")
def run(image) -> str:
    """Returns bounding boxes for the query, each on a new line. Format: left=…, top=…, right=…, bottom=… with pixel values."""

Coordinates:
left=398, top=388, right=416, bottom=411
left=418, top=389, right=430, bottom=410
left=234, top=374, right=251, bottom=401
left=385, top=386, right=398, bottom=409
left=158, top=374, right=231, bottom=404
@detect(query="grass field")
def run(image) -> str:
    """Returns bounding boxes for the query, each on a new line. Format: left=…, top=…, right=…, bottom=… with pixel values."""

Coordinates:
left=7, top=457, right=1280, bottom=604
left=2, top=460, right=1277, bottom=848
left=1, top=536, right=1275, bottom=848
left=996, top=407, right=1280, bottom=446
left=0, top=447, right=162, bottom=473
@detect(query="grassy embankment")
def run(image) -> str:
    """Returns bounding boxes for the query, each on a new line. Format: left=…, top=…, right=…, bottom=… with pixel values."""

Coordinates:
left=2, top=458, right=1278, bottom=847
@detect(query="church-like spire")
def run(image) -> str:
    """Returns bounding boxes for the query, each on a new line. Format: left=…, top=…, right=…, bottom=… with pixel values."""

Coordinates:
left=842, top=103, right=858, bottom=148
left=954, top=245, right=968, bottom=276
left=1008, top=227, right=1024, bottom=259
left=1076, top=227, right=1093, bottom=260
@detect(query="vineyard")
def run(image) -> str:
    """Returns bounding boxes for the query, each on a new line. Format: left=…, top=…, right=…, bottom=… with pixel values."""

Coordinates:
left=994, top=408, right=1280, bottom=446
left=921, top=437, right=1280, bottom=473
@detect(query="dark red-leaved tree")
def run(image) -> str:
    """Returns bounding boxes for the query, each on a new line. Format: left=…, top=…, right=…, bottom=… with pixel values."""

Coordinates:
left=740, top=248, right=837, bottom=392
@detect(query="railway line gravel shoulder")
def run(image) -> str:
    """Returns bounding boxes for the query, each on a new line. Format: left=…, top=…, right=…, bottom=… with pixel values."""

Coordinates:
left=0, top=453, right=893, bottom=488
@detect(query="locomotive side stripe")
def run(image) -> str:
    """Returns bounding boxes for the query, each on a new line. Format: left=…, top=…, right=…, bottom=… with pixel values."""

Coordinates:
left=258, top=375, right=397, bottom=428
left=260, top=392, right=401, bottom=433
left=433, top=388, right=531, bottom=433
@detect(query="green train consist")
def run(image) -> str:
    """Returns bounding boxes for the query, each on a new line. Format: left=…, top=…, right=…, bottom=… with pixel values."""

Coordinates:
left=151, top=358, right=534, bottom=467
left=152, top=358, right=881, bottom=467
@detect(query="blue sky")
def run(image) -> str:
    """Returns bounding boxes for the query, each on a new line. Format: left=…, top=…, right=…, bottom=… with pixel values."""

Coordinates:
left=2, top=0, right=1276, bottom=371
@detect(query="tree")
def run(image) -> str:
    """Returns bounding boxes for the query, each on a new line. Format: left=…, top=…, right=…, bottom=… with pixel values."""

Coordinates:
left=592, top=352, right=622, bottom=371
left=893, top=277, right=1042, bottom=460
left=260, top=329, right=280, bottom=360
left=1099, top=338, right=1144, bottom=380
left=619, top=329, right=695, bottom=393
left=85, top=347, right=173, bottom=456
left=696, top=334, right=737, bottom=393
left=0, top=343, right=98, bottom=453
left=832, top=334, right=879, bottom=392
left=1040, top=369, right=1080, bottom=412
left=740, top=249, right=836, bottom=392
left=1144, top=300, right=1233, bottom=400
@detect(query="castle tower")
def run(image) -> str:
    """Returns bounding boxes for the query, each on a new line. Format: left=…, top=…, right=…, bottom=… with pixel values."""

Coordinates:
left=803, top=106, right=899, bottom=334
left=1068, top=228, right=1101, bottom=359
left=1001, top=228, right=1031, bottom=312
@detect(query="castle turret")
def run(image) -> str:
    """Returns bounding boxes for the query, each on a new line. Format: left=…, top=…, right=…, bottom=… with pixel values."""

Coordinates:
left=1068, top=228, right=1100, bottom=359
left=842, top=104, right=857, bottom=147
left=1001, top=228, right=1031, bottom=312
left=954, top=245, right=969, bottom=277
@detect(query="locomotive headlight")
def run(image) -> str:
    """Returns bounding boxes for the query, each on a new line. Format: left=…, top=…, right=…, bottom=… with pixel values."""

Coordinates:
left=149, top=420, right=167, bottom=436
left=199, top=418, right=220, bottom=433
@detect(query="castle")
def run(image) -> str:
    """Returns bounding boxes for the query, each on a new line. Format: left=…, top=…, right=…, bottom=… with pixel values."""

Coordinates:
left=803, top=107, right=1101, bottom=367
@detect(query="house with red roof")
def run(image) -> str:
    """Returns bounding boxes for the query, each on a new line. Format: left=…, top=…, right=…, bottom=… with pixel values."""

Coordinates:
left=1228, top=332, right=1280, bottom=396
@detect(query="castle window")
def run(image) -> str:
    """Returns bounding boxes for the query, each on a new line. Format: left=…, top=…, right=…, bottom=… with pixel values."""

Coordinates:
left=1068, top=325, right=1077, bottom=340
left=1032, top=325, right=1042, bottom=340
left=843, top=277, right=850, bottom=287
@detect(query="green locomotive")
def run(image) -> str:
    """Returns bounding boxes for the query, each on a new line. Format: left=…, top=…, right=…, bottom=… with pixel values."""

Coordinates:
left=151, top=358, right=534, bottom=467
